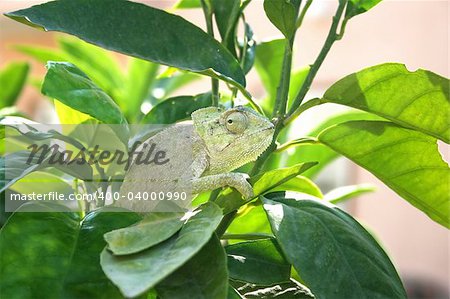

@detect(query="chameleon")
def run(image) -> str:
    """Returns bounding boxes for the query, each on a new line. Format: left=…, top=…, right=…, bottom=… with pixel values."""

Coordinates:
left=116, top=106, right=274, bottom=212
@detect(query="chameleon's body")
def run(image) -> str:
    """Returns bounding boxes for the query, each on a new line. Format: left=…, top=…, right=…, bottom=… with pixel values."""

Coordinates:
left=117, top=106, right=274, bottom=212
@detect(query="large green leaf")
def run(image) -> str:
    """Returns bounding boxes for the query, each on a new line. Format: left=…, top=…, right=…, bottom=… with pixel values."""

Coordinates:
left=212, top=0, right=241, bottom=56
left=283, top=110, right=382, bottom=178
left=42, top=62, right=126, bottom=125
left=323, top=63, right=450, bottom=142
left=156, top=235, right=228, bottom=299
left=262, top=193, right=407, bottom=298
left=142, top=93, right=212, bottom=124
left=263, top=0, right=297, bottom=39
left=0, top=62, right=29, bottom=108
left=226, top=238, right=291, bottom=285
left=0, top=203, right=141, bottom=299
left=346, top=0, right=383, bottom=18
left=319, top=120, right=450, bottom=227
left=6, top=0, right=245, bottom=87
left=100, top=202, right=223, bottom=298
left=104, top=212, right=184, bottom=255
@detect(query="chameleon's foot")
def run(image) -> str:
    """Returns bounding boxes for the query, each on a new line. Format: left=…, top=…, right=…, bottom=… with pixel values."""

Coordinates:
left=192, top=172, right=254, bottom=199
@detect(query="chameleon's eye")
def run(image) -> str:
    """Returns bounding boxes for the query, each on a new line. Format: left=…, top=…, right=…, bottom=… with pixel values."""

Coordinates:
left=225, top=112, right=248, bottom=134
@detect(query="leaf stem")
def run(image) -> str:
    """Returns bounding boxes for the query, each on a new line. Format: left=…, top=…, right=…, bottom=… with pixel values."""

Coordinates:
left=201, top=0, right=220, bottom=106
left=287, top=0, right=348, bottom=120
left=296, top=0, right=313, bottom=29
left=275, top=136, right=319, bottom=153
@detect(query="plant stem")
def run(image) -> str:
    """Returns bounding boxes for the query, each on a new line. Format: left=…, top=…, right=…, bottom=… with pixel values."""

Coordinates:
left=201, top=0, right=219, bottom=106
left=284, top=97, right=324, bottom=125
left=287, top=0, right=347, bottom=119
left=215, top=211, right=237, bottom=237
left=221, top=233, right=273, bottom=240
left=296, top=0, right=313, bottom=29
left=272, top=38, right=294, bottom=118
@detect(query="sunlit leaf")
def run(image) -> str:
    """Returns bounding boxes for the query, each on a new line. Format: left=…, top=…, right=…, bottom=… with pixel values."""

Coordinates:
left=319, top=120, right=450, bottom=228
left=323, top=63, right=450, bottom=142
left=346, top=0, right=383, bottom=18
left=0, top=62, right=29, bottom=108
left=263, top=0, right=297, bottom=39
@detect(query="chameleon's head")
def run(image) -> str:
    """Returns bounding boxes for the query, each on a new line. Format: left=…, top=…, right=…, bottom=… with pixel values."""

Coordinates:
left=192, top=106, right=275, bottom=173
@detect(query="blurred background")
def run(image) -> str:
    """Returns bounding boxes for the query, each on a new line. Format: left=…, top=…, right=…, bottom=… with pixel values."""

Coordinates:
left=1, top=0, right=449, bottom=297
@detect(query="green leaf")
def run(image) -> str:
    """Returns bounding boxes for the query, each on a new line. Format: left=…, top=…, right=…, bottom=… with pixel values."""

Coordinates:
left=100, top=202, right=223, bottom=298
left=6, top=0, right=245, bottom=87
left=8, top=172, right=73, bottom=195
left=121, top=58, right=159, bottom=120
left=262, top=193, right=407, bottom=298
left=172, top=0, right=201, bottom=9
left=0, top=62, right=29, bottom=108
left=346, top=0, right=383, bottom=18
left=254, top=39, right=285, bottom=107
left=212, top=0, right=241, bottom=55
left=156, top=235, right=228, bottom=299
left=0, top=151, right=93, bottom=193
left=142, top=93, right=212, bottom=124
left=0, top=203, right=141, bottom=299
left=42, top=62, right=126, bottom=125
left=225, top=176, right=321, bottom=238
left=226, top=238, right=291, bottom=285
left=254, top=40, right=309, bottom=113
left=1, top=116, right=85, bottom=148
left=58, top=37, right=125, bottom=97
left=215, top=162, right=318, bottom=214
left=227, top=204, right=273, bottom=237
left=283, top=110, right=382, bottom=178
left=323, top=63, right=450, bottom=142
left=288, top=67, right=309, bottom=106
left=104, top=213, right=184, bottom=255
left=0, top=107, right=27, bottom=118
left=325, top=184, right=376, bottom=204
left=15, top=44, right=67, bottom=62
left=319, top=120, right=450, bottom=228
left=263, top=0, right=297, bottom=39
left=250, top=162, right=318, bottom=196
left=240, top=23, right=256, bottom=74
